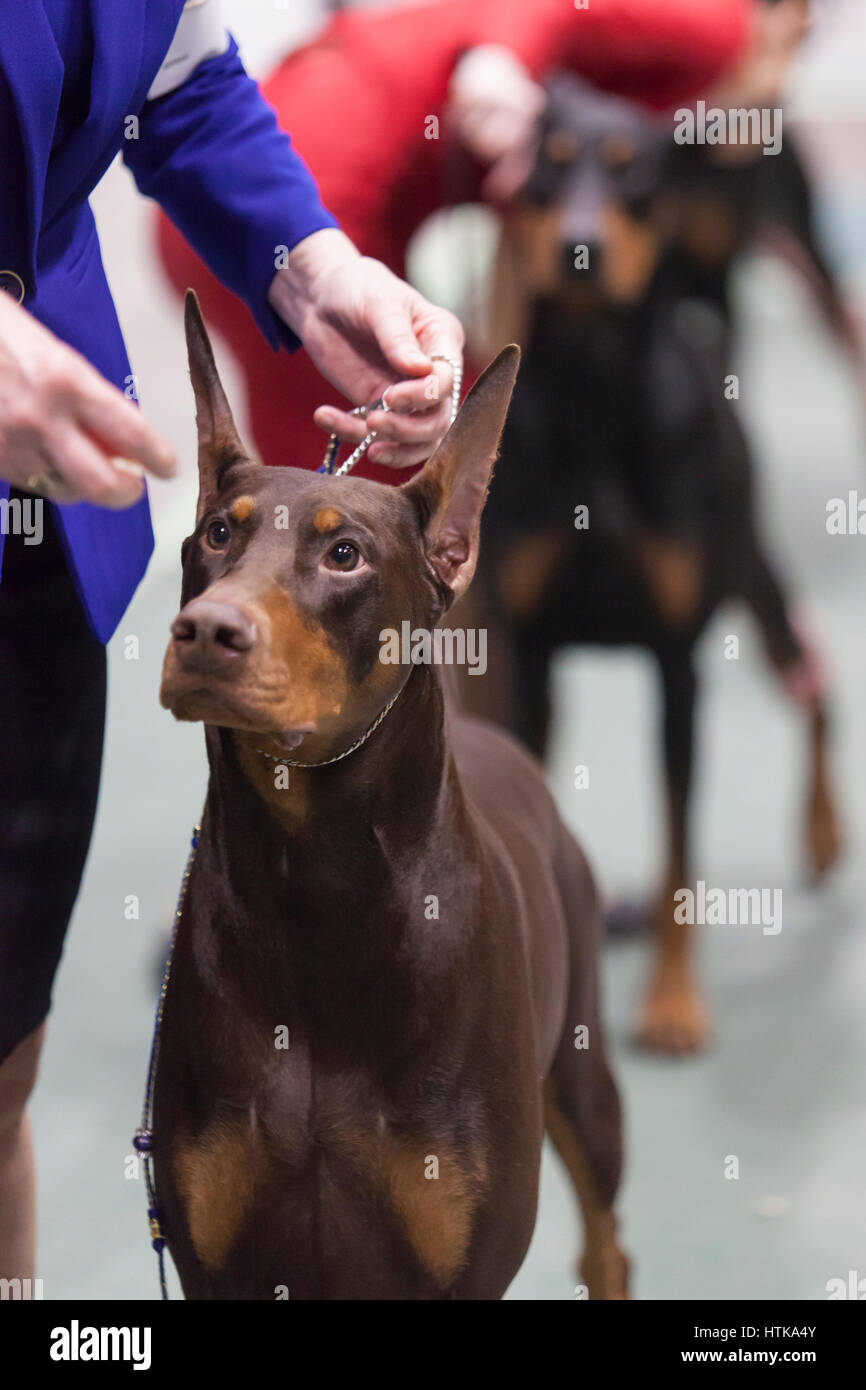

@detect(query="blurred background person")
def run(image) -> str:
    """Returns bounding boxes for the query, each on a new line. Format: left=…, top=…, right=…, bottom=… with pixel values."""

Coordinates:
left=158, top=0, right=753, bottom=478
left=658, top=0, right=865, bottom=391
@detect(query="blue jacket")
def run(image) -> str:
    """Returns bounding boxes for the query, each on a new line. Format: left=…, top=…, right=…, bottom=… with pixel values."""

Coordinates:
left=0, top=0, right=336, bottom=642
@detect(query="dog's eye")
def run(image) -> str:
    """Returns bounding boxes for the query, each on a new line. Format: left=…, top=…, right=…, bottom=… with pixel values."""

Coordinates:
left=602, top=135, right=636, bottom=170
left=326, top=540, right=361, bottom=571
left=205, top=518, right=231, bottom=549
left=545, top=130, right=579, bottom=165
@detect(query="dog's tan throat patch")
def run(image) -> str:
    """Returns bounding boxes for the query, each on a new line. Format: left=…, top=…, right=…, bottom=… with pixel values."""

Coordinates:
left=234, top=736, right=310, bottom=827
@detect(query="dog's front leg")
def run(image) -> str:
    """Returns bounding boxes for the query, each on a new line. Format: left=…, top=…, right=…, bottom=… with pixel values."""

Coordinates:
left=637, top=649, right=710, bottom=1054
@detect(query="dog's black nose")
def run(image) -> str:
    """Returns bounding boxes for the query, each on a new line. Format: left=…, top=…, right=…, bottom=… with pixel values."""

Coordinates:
left=171, top=599, right=257, bottom=661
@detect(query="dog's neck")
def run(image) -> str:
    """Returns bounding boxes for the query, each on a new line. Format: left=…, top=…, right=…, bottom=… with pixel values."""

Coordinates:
left=200, top=664, right=455, bottom=873
left=191, top=664, right=470, bottom=1030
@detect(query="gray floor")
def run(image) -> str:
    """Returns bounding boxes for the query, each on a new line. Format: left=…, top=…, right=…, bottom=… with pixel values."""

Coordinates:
left=27, top=250, right=866, bottom=1300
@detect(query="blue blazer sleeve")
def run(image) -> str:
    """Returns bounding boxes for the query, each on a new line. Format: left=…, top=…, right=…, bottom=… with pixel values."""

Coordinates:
left=123, top=35, right=338, bottom=351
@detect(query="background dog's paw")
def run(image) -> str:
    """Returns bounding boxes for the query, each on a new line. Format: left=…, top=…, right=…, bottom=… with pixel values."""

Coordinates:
left=578, top=1243, right=631, bottom=1301
left=806, top=791, right=843, bottom=880
left=635, top=979, right=710, bottom=1056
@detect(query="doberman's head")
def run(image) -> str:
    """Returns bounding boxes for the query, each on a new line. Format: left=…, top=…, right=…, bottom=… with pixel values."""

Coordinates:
left=498, top=75, right=669, bottom=320
left=160, top=293, right=519, bottom=764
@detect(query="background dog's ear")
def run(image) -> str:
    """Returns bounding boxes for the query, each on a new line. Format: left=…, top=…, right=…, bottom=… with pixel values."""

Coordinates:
left=403, top=344, right=520, bottom=605
left=184, top=290, right=248, bottom=520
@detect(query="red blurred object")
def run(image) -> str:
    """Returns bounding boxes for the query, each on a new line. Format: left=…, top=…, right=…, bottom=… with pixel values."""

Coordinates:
left=156, top=0, right=750, bottom=477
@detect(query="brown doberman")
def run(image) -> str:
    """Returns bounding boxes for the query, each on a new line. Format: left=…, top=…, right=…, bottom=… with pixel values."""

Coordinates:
left=153, top=292, right=628, bottom=1300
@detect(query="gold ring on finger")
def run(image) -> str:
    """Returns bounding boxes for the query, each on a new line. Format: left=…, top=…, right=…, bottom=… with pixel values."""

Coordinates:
left=24, top=469, right=62, bottom=498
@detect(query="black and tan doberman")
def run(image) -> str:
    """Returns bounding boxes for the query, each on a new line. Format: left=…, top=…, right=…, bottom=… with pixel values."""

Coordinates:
left=152, top=292, right=628, bottom=1300
left=457, top=74, right=842, bottom=1054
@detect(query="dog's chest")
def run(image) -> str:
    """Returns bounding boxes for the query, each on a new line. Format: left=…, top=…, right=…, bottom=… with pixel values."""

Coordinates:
left=168, top=1055, right=493, bottom=1298
left=157, top=847, right=535, bottom=1296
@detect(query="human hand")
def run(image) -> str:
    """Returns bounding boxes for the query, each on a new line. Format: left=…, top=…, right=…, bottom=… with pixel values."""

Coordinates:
left=448, top=44, right=545, bottom=166
left=269, top=231, right=465, bottom=470
left=0, top=291, right=176, bottom=506
left=710, top=0, right=809, bottom=110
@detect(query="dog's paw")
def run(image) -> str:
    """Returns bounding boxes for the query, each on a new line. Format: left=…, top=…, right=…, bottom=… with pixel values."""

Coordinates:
left=579, top=1242, right=631, bottom=1301
left=635, top=978, right=710, bottom=1056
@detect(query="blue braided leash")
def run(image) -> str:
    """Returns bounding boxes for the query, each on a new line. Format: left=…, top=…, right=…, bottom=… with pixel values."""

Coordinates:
left=133, top=824, right=200, bottom=1300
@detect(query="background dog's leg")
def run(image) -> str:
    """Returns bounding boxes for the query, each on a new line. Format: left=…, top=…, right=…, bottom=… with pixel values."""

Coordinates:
left=804, top=703, right=842, bottom=878
left=546, top=832, right=629, bottom=1300
left=510, top=621, right=556, bottom=758
left=452, top=578, right=556, bottom=757
left=740, top=548, right=842, bottom=878
left=451, top=582, right=520, bottom=732
left=637, top=651, right=709, bottom=1054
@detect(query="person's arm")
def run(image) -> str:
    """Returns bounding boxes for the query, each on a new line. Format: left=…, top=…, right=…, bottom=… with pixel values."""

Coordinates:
left=0, top=293, right=176, bottom=506
left=124, top=34, right=336, bottom=355
left=266, top=229, right=463, bottom=469
left=448, top=1, right=754, bottom=203
left=125, top=22, right=462, bottom=468
left=473, top=0, right=754, bottom=112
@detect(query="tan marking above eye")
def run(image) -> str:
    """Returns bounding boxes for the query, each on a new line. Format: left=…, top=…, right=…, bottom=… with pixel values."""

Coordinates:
left=602, top=134, right=636, bottom=169
left=231, top=495, right=256, bottom=523
left=313, top=507, right=342, bottom=534
left=545, top=130, right=579, bottom=165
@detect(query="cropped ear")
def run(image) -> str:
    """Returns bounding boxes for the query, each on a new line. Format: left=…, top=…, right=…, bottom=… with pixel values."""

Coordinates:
left=403, top=345, right=520, bottom=605
left=184, top=290, right=248, bottom=520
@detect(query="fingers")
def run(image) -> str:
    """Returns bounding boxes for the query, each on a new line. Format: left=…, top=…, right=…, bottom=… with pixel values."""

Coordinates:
left=312, top=405, right=376, bottom=447
left=0, top=295, right=175, bottom=507
left=313, top=358, right=456, bottom=439
left=367, top=440, right=442, bottom=470
left=306, top=262, right=464, bottom=469
left=314, top=357, right=457, bottom=436
left=70, top=366, right=177, bottom=479
left=311, top=402, right=451, bottom=470
left=381, top=357, right=458, bottom=415
left=21, top=471, right=80, bottom=506
left=41, top=424, right=146, bottom=509
left=366, top=280, right=463, bottom=381
left=413, top=307, right=465, bottom=374
left=365, top=298, right=433, bottom=377
left=314, top=370, right=456, bottom=470
left=364, top=402, right=451, bottom=444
